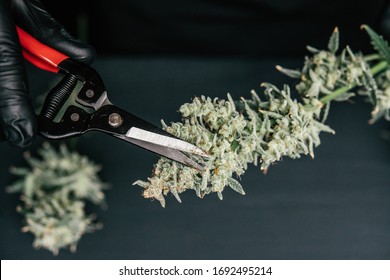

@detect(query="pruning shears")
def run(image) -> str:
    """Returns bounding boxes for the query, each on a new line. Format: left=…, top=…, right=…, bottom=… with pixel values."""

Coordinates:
left=14, top=26, right=208, bottom=170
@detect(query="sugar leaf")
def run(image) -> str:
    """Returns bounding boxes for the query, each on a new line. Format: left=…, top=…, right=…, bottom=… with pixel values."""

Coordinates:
left=328, top=27, right=339, bottom=54
left=227, top=177, right=246, bottom=195
left=361, top=24, right=390, bottom=64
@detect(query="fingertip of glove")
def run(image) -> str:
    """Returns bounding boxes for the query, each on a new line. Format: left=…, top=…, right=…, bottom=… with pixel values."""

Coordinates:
left=55, top=41, right=96, bottom=65
left=4, top=117, right=36, bottom=148
left=71, top=44, right=96, bottom=65
left=50, top=32, right=97, bottom=65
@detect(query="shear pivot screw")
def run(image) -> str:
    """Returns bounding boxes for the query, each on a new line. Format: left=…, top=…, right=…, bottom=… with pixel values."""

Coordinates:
left=108, top=113, right=123, bottom=127
left=86, top=89, right=95, bottom=98
left=70, top=113, right=80, bottom=122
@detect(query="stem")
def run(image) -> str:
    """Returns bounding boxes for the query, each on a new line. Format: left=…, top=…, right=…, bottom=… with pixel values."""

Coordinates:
left=371, top=60, right=388, bottom=75
left=364, top=54, right=381, bottom=61
left=320, top=60, right=388, bottom=104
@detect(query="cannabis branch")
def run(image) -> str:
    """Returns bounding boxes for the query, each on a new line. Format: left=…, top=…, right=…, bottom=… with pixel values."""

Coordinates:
left=134, top=25, right=390, bottom=207
left=8, top=143, right=106, bottom=255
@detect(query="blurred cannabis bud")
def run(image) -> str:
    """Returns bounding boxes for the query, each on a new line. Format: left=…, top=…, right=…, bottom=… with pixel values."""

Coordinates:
left=368, top=69, right=390, bottom=122
left=134, top=25, right=390, bottom=207
left=8, top=142, right=106, bottom=255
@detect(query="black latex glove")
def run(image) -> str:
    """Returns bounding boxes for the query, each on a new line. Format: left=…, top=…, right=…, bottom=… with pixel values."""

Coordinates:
left=0, top=0, right=95, bottom=147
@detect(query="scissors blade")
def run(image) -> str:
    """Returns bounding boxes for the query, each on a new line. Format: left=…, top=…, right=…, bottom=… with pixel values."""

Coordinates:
left=126, top=127, right=209, bottom=158
left=118, top=136, right=206, bottom=171
left=89, top=104, right=209, bottom=169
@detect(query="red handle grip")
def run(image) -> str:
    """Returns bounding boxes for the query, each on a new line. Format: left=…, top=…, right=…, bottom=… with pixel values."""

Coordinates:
left=16, top=26, right=69, bottom=73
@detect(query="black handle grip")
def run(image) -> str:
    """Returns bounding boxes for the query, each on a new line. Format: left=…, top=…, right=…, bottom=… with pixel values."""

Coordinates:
left=40, top=74, right=78, bottom=120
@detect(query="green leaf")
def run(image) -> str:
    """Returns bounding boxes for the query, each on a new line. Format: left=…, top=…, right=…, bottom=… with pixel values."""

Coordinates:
left=230, top=140, right=240, bottom=151
left=362, top=69, right=378, bottom=106
left=306, top=45, right=320, bottom=53
left=361, top=24, right=390, bottom=64
left=275, top=65, right=301, bottom=79
left=227, top=177, right=245, bottom=195
left=328, top=27, right=339, bottom=54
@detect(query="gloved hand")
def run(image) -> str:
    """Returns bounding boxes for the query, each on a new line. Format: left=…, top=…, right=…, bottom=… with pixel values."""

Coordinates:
left=0, top=0, right=95, bottom=147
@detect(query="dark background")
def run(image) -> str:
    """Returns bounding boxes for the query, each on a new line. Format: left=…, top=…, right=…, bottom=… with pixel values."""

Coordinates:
left=1, top=0, right=390, bottom=259
left=43, top=0, right=390, bottom=56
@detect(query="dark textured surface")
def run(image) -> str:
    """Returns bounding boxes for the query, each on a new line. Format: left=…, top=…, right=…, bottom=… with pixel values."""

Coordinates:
left=1, top=57, right=390, bottom=259
left=42, top=0, right=388, bottom=56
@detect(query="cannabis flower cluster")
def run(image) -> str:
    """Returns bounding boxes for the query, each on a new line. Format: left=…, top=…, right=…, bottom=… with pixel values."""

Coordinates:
left=365, top=68, right=390, bottom=122
left=134, top=83, right=336, bottom=207
left=8, top=142, right=106, bottom=255
left=134, top=84, right=333, bottom=207
left=134, top=25, right=390, bottom=207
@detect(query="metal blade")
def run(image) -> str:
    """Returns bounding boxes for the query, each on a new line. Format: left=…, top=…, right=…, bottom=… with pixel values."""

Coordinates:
left=115, top=135, right=205, bottom=171
left=126, top=127, right=209, bottom=158
left=88, top=104, right=209, bottom=169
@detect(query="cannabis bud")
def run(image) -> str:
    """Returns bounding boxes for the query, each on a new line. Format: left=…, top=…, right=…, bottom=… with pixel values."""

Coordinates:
left=134, top=25, right=390, bottom=207
left=8, top=142, right=106, bottom=255
left=134, top=85, right=334, bottom=207
left=364, top=69, right=390, bottom=123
